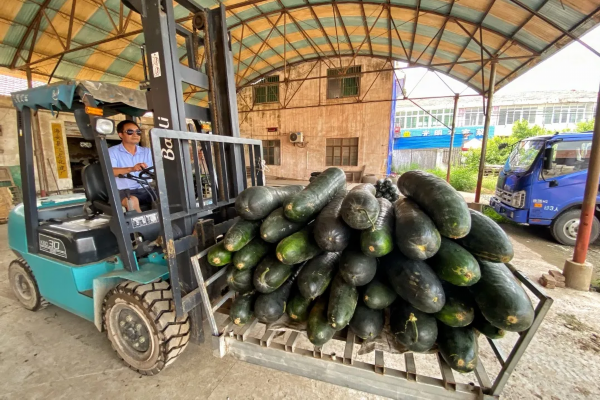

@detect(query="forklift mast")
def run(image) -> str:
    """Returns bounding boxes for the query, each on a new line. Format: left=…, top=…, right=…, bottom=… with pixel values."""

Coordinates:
left=123, top=0, right=264, bottom=341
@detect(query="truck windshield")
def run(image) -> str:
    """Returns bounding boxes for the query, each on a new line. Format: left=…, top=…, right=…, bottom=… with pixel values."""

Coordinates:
left=506, top=140, right=545, bottom=173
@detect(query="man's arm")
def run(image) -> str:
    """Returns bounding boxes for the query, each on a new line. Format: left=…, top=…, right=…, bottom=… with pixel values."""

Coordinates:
left=112, top=163, right=148, bottom=177
left=113, top=167, right=133, bottom=176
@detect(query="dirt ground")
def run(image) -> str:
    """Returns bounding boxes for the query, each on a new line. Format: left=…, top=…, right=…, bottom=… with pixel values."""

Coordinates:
left=1, top=221, right=600, bottom=400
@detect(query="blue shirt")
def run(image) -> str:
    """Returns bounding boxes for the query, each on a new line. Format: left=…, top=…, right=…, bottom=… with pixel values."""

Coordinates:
left=108, top=143, right=154, bottom=190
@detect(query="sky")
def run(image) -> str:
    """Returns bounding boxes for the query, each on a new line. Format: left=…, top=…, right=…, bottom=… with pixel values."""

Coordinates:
left=399, top=25, right=600, bottom=98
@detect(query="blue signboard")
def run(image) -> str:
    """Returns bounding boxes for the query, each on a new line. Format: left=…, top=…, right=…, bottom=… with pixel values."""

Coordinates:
left=393, top=126, right=495, bottom=150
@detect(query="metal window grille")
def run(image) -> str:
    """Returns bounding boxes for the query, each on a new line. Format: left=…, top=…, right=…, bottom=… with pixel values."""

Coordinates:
left=254, top=76, right=280, bottom=104
left=262, top=140, right=281, bottom=165
left=326, top=138, right=359, bottom=166
left=327, top=66, right=361, bottom=99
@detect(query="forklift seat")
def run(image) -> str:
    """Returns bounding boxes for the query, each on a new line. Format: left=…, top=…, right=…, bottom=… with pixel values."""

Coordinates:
left=82, top=163, right=113, bottom=215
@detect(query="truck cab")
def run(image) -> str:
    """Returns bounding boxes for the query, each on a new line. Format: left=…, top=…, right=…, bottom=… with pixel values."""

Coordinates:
left=489, top=132, right=598, bottom=246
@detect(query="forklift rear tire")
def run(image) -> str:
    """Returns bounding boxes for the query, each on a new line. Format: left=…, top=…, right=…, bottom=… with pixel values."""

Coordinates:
left=8, top=259, right=45, bottom=311
left=550, top=209, right=600, bottom=246
left=103, top=280, right=190, bottom=375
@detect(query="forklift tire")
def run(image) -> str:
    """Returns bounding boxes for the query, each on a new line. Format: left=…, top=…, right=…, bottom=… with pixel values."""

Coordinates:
left=8, top=259, right=46, bottom=311
left=103, top=280, right=190, bottom=375
left=550, top=209, right=600, bottom=246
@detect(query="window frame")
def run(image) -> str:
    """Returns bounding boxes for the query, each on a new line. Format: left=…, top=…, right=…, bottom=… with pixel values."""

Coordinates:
left=262, top=139, right=281, bottom=165
left=327, top=66, right=361, bottom=99
left=325, top=137, right=359, bottom=166
left=542, top=139, right=593, bottom=179
left=254, top=75, right=280, bottom=104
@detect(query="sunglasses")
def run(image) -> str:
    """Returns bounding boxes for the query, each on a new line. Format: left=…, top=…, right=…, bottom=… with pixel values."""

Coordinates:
left=124, top=129, right=142, bottom=136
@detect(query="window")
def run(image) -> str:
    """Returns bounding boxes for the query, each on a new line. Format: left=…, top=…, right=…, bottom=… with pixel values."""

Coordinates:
left=254, top=76, right=280, bottom=104
left=395, top=109, right=454, bottom=129
left=544, top=140, right=592, bottom=178
left=262, top=140, right=281, bottom=165
left=327, top=66, right=361, bottom=99
left=543, top=104, right=596, bottom=126
left=461, top=107, right=485, bottom=126
left=497, top=106, right=537, bottom=126
left=430, top=109, right=454, bottom=127
left=326, top=138, right=358, bottom=166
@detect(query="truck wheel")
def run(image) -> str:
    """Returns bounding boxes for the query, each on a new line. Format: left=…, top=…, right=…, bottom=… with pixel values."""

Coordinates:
left=550, top=209, right=600, bottom=246
left=103, top=280, right=190, bottom=375
left=8, top=259, right=45, bottom=311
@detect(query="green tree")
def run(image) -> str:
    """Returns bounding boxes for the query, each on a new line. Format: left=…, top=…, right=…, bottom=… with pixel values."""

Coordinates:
left=511, top=120, right=551, bottom=140
left=575, top=118, right=595, bottom=132
left=463, top=120, right=551, bottom=170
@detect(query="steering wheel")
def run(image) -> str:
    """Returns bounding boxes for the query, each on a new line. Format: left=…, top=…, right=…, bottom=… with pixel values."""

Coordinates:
left=138, top=166, right=155, bottom=180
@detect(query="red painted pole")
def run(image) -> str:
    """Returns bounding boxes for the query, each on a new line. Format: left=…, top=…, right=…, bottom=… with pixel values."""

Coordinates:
left=446, top=93, right=460, bottom=182
left=573, top=88, right=600, bottom=264
left=474, top=61, right=497, bottom=204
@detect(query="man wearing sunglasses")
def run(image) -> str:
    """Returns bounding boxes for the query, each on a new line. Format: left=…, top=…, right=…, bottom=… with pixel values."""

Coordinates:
left=108, top=120, right=154, bottom=212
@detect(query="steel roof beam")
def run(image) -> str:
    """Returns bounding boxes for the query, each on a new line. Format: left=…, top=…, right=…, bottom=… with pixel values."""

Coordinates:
left=507, top=0, right=600, bottom=58
left=285, top=11, right=337, bottom=70
left=240, top=54, right=536, bottom=91
left=17, top=15, right=193, bottom=70
left=253, top=1, right=307, bottom=63
left=303, top=0, right=338, bottom=57
left=228, top=8, right=286, bottom=64
left=408, top=0, right=421, bottom=62
left=359, top=0, right=373, bottom=56
left=386, top=1, right=392, bottom=59
left=226, top=1, right=539, bottom=59
left=339, top=4, right=386, bottom=74
left=90, top=0, right=119, bottom=33
left=428, top=0, right=455, bottom=66
left=390, top=14, right=410, bottom=61
left=10, top=0, right=52, bottom=68
left=66, top=0, right=77, bottom=50
left=333, top=1, right=355, bottom=56
left=236, top=13, right=284, bottom=85
left=414, top=17, right=448, bottom=65
left=446, top=0, right=496, bottom=76
left=495, top=3, right=600, bottom=88
left=229, top=25, right=281, bottom=75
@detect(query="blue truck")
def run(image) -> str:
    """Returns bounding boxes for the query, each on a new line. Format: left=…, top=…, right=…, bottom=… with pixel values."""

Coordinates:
left=489, top=132, right=598, bottom=246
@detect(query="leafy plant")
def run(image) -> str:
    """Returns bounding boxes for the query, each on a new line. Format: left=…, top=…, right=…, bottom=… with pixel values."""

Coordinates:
left=575, top=119, right=595, bottom=133
left=483, top=206, right=513, bottom=225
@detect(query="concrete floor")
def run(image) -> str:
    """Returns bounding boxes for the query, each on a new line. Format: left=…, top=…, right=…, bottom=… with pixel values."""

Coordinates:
left=1, top=221, right=600, bottom=400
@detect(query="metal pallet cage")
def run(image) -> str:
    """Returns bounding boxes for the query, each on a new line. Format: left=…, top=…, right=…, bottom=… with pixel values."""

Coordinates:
left=191, top=250, right=553, bottom=400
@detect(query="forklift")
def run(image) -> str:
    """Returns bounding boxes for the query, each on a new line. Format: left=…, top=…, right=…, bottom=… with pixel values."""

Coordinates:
left=8, top=0, right=263, bottom=375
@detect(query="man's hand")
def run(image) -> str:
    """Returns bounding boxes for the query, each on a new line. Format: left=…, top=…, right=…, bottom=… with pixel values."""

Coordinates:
left=132, top=162, right=148, bottom=172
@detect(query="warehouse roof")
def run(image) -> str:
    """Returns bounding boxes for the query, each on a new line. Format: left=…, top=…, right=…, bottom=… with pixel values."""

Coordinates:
left=1, top=0, right=600, bottom=99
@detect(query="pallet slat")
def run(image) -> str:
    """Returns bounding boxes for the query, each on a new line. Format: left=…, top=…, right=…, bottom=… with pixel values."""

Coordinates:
left=405, top=353, right=417, bottom=381
left=437, top=353, right=456, bottom=391
left=286, top=332, right=300, bottom=353
left=344, top=331, right=355, bottom=365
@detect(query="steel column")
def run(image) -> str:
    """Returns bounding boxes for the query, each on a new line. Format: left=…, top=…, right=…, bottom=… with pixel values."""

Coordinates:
left=26, top=68, right=48, bottom=197
left=17, top=108, right=39, bottom=254
left=446, top=93, right=460, bottom=182
left=573, top=87, right=600, bottom=264
left=474, top=60, right=497, bottom=203
left=205, top=5, right=246, bottom=196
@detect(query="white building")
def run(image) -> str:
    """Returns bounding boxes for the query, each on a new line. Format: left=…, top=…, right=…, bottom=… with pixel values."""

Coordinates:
left=395, top=90, right=597, bottom=136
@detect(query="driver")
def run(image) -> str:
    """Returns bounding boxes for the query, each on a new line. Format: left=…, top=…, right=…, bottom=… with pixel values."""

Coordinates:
left=109, top=120, right=154, bottom=213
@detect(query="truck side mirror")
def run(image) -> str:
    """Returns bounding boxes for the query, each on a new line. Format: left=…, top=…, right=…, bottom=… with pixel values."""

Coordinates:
left=543, top=147, right=554, bottom=170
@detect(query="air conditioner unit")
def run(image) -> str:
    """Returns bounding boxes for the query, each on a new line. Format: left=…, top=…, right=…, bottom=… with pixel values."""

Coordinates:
left=289, top=132, right=304, bottom=143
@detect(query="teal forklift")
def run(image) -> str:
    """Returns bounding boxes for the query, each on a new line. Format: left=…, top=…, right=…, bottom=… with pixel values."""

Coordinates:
left=7, top=0, right=263, bottom=375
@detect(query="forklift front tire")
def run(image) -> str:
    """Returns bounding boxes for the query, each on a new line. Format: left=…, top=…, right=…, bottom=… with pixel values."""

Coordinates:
left=550, top=209, right=600, bottom=246
left=8, top=259, right=45, bottom=311
left=103, top=280, right=190, bottom=375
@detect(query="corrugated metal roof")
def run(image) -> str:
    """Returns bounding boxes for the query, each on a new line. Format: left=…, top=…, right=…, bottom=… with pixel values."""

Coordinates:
left=1, top=0, right=600, bottom=104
